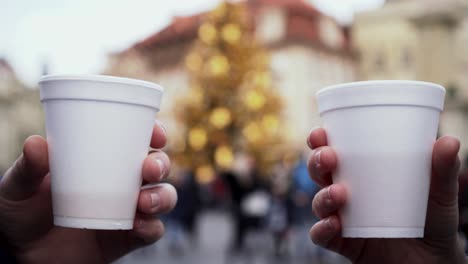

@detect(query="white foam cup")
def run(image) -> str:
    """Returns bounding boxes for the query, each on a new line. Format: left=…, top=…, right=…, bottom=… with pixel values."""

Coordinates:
left=316, top=80, right=445, bottom=238
left=39, top=74, right=163, bottom=230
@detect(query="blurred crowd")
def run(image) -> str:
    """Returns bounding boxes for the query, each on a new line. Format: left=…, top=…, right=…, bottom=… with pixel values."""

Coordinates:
left=161, top=152, right=327, bottom=259
left=159, top=153, right=468, bottom=260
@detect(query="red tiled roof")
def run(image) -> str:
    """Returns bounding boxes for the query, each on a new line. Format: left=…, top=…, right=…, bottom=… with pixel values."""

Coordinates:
left=135, top=14, right=204, bottom=51
left=249, top=0, right=321, bottom=18
left=131, top=0, right=350, bottom=54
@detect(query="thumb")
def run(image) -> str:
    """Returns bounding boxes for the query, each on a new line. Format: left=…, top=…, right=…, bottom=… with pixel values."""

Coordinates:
left=430, top=136, right=461, bottom=206
left=0, top=136, right=49, bottom=201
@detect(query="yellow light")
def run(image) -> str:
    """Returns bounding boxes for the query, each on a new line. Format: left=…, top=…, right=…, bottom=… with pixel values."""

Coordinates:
left=199, top=23, right=217, bottom=45
left=208, top=55, right=230, bottom=76
left=209, top=107, right=232, bottom=129
left=215, top=145, right=234, bottom=168
left=212, top=2, right=227, bottom=19
left=254, top=72, right=271, bottom=88
left=188, top=127, right=207, bottom=150
left=222, top=23, right=241, bottom=44
left=188, top=86, right=203, bottom=105
left=195, top=165, right=215, bottom=184
left=243, top=122, right=262, bottom=143
left=262, top=114, right=279, bottom=133
left=245, top=90, right=266, bottom=110
left=185, top=53, right=203, bottom=72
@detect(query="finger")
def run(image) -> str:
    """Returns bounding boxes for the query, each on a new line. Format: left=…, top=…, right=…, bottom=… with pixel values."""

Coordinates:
left=96, top=216, right=165, bottom=262
left=0, top=136, right=49, bottom=201
left=307, top=127, right=328, bottom=149
left=307, top=146, right=337, bottom=187
left=312, top=184, right=347, bottom=219
left=425, top=136, right=461, bottom=241
left=132, top=215, right=165, bottom=244
left=429, top=136, right=461, bottom=206
left=142, top=151, right=171, bottom=183
left=150, top=120, right=167, bottom=149
left=310, top=215, right=341, bottom=247
left=137, top=183, right=177, bottom=215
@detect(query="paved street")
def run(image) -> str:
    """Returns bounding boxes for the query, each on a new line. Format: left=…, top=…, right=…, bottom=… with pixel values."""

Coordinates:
left=114, top=211, right=349, bottom=264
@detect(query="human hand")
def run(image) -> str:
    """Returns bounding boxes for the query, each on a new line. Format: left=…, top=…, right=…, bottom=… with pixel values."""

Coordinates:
left=307, top=128, right=466, bottom=263
left=0, top=121, right=177, bottom=264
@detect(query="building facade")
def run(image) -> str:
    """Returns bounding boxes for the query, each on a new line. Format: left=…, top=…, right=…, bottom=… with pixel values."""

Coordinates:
left=105, top=0, right=356, bottom=149
left=353, top=0, right=468, bottom=164
left=0, top=59, right=44, bottom=174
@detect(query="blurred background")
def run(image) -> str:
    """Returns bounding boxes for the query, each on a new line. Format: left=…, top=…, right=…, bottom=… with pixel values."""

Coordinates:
left=2, top=0, right=468, bottom=263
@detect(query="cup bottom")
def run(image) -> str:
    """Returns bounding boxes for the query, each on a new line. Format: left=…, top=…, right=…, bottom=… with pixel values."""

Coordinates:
left=54, top=215, right=133, bottom=230
left=342, top=227, right=423, bottom=238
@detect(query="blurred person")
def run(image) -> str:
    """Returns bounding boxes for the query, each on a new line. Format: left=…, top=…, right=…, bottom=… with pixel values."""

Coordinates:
left=267, top=167, right=294, bottom=257
left=290, top=154, right=322, bottom=259
left=164, top=169, right=201, bottom=254
left=222, top=154, right=269, bottom=253
left=307, top=128, right=466, bottom=263
left=0, top=122, right=177, bottom=264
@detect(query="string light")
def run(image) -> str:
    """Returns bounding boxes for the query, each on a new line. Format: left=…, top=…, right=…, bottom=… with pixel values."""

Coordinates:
left=215, top=145, right=234, bottom=168
left=243, top=122, right=262, bottom=143
left=222, top=23, right=242, bottom=44
left=208, top=55, right=230, bottom=76
left=185, top=53, right=203, bottom=72
left=199, top=23, right=217, bottom=45
left=195, top=165, right=215, bottom=184
left=245, top=90, right=266, bottom=110
left=188, top=127, right=207, bottom=150
left=210, top=107, right=232, bottom=129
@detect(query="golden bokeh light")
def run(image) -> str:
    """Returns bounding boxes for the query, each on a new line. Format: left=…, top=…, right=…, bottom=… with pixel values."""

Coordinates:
left=212, top=2, right=227, bottom=19
left=209, top=107, right=232, bottom=129
left=222, top=23, right=241, bottom=44
left=185, top=53, right=203, bottom=72
left=188, top=86, right=204, bottom=105
left=208, top=55, right=230, bottom=76
left=195, top=165, right=216, bottom=184
left=199, top=23, right=217, bottom=45
left=188, top=127, right=208, bottom=150
left=262, top=114, right=279, bottom=133
left=243, top=122, right=262, bottom=143
left=245, top=90, right=266, bottom=110
left=215, top=145, right=234, bottom=168
left=254, top=72, right=272, bottom=88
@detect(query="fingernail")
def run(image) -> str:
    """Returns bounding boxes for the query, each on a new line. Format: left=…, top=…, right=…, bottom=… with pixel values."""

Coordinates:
left=307, top=135, right=313, bottom=149
left=151, top=192, right=160, bottom=210
left=315, top=149, right=322, bottom=169
left=155, top=120, right=167, bottom=136
left=307, top=126, right=320, bottom=149
left=156, top=159, right=166, bottom=180
left=325, top=186, right=333, bottom=208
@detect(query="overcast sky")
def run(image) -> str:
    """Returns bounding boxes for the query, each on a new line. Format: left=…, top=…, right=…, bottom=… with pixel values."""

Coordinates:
left=0, top=0, right=384, bottom=86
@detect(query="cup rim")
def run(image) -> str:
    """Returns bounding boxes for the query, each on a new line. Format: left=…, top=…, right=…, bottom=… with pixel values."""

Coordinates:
left=317, top=80, right=445, bottom=96
left=39, top=74, right=163, bottom=92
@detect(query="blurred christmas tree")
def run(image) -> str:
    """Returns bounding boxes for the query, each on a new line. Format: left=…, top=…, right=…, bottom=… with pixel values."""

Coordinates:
left=173, top=1, right=284, bottom=184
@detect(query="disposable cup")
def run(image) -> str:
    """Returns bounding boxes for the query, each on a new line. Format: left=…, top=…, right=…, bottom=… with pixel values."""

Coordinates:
left=39, top=74, right=163, bottom=230
left=316, top=80, right=445, bottom=238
